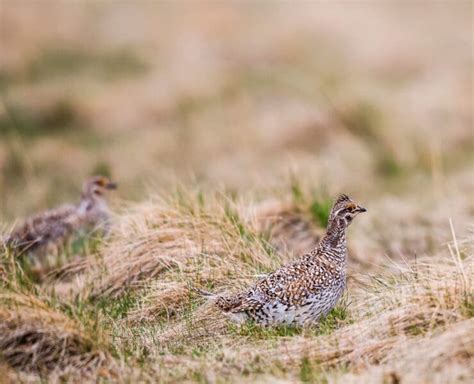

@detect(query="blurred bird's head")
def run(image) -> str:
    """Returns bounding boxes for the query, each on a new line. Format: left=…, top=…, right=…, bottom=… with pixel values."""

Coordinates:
left=329, top=194, right=366, bottom=228
left=82, top=176, right=117, bottom=200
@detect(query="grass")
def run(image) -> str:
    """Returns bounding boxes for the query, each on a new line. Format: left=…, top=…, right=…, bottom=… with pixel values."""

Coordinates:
left=2, top=187, right=471, bottom=382
left=0, top=290, right=112, bottom=377
left=461, top=293, right=474, bottom=318
left=1, top=47, right=148, bottom=88
left=339, top=101, right=382, bottom=142
left=96, top=292, right=139, bottom=321
left=309, top=196, right=333, bottom=228
left=0, top=100, right=79, bottom=138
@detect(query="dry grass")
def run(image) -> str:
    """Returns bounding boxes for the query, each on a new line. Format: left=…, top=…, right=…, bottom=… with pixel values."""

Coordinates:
left=84, top=237, right=471, bottom=383
left=0, top=291, right=113, bottom=379
left=85, top=193, right=301, bottom=300
left=341, top=319, right=474, bottom=384
left=0, top=187, right=472, bottom=382
left=155, top=257, right=471, bottom=383
left=235, top=257, right=472, bottom=364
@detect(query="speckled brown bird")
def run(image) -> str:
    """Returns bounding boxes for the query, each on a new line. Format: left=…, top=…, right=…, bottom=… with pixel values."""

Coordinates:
left=194, top=194, right=366, bottom=326
left=3, top=176, right=117, bottom=256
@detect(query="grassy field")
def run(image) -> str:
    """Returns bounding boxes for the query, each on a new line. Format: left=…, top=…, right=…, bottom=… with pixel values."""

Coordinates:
left=0, top=2, right=473, bottom=383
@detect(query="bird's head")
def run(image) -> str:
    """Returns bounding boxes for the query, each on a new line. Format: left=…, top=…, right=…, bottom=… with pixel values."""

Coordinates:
left=329, top=194, right=366, bottom=228
left=82, top=176, right=117, bottom=200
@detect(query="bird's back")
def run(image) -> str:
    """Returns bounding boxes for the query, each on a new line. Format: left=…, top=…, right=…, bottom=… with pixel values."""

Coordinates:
left=5, top=204, right=78, bottom=254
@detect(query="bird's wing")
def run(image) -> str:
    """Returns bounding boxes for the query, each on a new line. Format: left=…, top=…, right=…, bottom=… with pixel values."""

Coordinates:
left=251, top=254, right=336, bottom=305
left=42, top=204, right=77, bottom=222
left=31, top=205, right=77, bottom=238
left=6, top=204, right=77, bottom=251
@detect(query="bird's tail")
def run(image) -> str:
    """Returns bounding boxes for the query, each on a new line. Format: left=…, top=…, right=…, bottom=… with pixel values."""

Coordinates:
left=188, top=284, right=215, bottom=298
left=189, top=285, right=234, bottom=313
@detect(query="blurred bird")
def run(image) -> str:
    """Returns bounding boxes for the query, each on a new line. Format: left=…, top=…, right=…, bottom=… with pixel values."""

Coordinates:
left=193, top=194, right=366, bottom=326
left=3, top=176, right=117, bottom=257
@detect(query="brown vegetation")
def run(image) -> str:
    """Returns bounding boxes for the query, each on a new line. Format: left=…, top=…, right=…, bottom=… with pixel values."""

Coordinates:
left=0, top=292, right=112, bottom=379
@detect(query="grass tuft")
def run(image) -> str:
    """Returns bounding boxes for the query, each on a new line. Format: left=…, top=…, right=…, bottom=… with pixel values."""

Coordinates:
left=0, top=291, right=112, bottom=376
left=309, top=197, right=333, bottom=228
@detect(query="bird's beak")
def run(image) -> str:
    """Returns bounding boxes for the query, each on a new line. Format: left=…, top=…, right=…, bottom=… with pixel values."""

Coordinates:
left=356, top=205, right=367, bottom=213
left=105, top=182, right=118, bottom=190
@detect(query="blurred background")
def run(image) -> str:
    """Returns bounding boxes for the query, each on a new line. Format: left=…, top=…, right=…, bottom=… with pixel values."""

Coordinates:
left=0, top=1, right=472, bottom=222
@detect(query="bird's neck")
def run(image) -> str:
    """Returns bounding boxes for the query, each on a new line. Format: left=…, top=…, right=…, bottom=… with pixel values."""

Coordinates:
left=77, top=194, right=107, bottom=216
left=317, top=218, right=347, bottom=264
